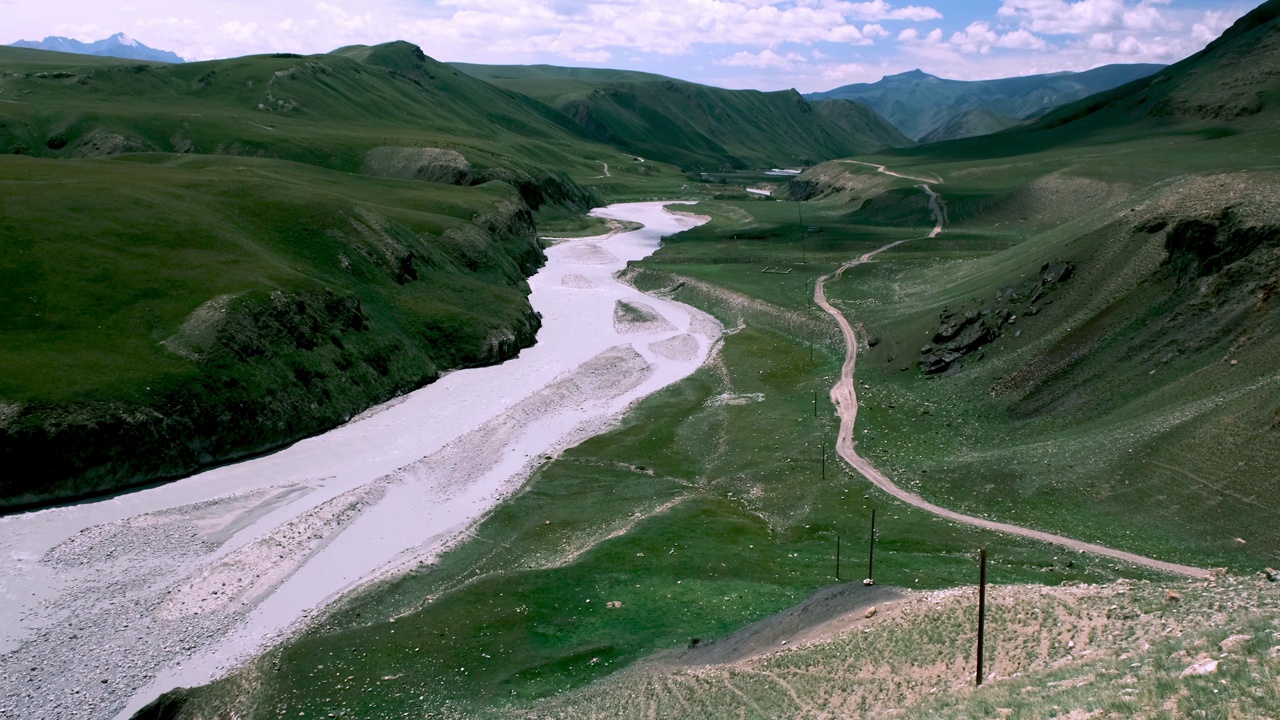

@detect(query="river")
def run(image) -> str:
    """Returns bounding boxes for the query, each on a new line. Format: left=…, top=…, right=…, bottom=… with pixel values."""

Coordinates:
left=0, top=201, right=719, bottom=720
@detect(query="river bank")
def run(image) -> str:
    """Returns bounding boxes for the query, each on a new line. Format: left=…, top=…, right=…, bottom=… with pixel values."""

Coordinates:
left=0, top=201, right=720, bottom=720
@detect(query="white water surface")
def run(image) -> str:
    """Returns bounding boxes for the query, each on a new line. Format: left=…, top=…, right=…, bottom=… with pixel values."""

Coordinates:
left=0, top=202, right=718, bottom=720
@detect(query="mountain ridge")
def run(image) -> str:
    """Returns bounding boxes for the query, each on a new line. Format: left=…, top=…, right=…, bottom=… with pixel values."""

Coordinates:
left=453, top=62, right=914, bottom=171
left=807, top=63, right=1165, bottom=140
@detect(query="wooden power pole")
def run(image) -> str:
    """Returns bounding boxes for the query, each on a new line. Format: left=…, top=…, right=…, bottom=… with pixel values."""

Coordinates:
left=867, top=508, right=876, bottom=585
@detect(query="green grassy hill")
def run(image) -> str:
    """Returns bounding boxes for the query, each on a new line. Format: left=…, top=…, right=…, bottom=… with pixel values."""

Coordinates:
left=0, top=42, right=633, bottom=207
left=0, top=42, right=698, bottom=507
left=788, top=0, right=1280, bottom=568
left=807, top=64, right=1165, bottom=140
left=810, top=98, right=915, bottom=149
left=1031, top=1, right=1280, bottom=137
left=918, top=107, right=1022, bottom=144
left=0, top=154, right=548, bottom=508
left=453, top=62, right=914, bottom=171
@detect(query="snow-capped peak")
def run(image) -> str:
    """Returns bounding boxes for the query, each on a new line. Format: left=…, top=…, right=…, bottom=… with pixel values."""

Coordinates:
left=110, top=32, right=138, bottom=47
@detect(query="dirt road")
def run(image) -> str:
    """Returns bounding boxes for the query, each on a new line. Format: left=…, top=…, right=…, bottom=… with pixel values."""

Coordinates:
left=813, top=172, right=1212, bottom=580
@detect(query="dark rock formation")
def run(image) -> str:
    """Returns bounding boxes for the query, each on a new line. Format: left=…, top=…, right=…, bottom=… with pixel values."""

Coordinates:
left=919, top=260, right=1074, bottom=374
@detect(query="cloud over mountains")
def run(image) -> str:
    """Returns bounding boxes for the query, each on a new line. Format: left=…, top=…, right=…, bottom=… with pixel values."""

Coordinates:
left=0, top=0, right=1251, bottom=91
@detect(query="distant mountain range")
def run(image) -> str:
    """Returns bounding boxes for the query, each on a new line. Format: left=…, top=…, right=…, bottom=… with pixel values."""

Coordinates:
left=452, top=63, right=913, bottom=171
left=9, top=33, right=184, bottom=63
left=807, top=64, right=1164, bottom=141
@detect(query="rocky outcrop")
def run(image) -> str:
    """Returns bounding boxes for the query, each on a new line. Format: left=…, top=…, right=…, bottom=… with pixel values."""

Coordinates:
left=358, top=146, right=597, bottom=212
left=1162, top=207, right=1280, bottom=283
left=919, top=260, right=1074, bottom=374
left=471, top=166, right=597, bottom=211
left=361, top=146, right=473, bottom=185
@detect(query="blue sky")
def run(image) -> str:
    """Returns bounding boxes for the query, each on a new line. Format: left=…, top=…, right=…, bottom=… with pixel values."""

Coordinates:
left=1, top=0, right=1254, bottom=91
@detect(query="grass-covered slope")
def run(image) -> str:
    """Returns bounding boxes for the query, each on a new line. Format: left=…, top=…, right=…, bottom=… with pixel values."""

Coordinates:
left=827, top=150, right=1280, bottom=570
left=0, top=154, right=546, bottom=508
left=918, top=107, right=1022, bottom=144
left=0, top=41, right=704, bottom=507
left=1029, top=0, right=1280, bottom=137
left=0, top=42, right=645, bottom=207
left=807, top=64, right=1165, bottom=140
left=453, top=62, right=914, bottom=171
left=873, top=0, right=1280, bottom=163
left=810, top=98, right=915, bottom=149
left=528, top=575, right=1280, bottom=718
left=783, top=1, right=1280, bottom=572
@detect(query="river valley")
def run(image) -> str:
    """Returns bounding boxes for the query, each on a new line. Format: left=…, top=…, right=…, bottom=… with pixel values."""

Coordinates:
left=0, top=202, right=720, bottom=720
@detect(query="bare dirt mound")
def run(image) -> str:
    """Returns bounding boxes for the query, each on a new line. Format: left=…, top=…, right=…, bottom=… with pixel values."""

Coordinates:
left=674, top=582, right=901, bottom=666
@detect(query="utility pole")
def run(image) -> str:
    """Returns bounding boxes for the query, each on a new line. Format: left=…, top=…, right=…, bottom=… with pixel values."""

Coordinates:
left=821, top=440, right=826, bottom=479
left=798, top=203, right=806, bottom=266
left=866, top=508, right=876, bottom=586
left=976, top=548, right=988, bottom=686
left=836, top=533, right=841, bottom=581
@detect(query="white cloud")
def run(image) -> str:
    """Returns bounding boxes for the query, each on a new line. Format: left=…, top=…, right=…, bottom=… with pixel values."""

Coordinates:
left=900, top=21, right=1047, bottom=55
left=1, top=0, right=946, bottom=62
left=949, top=21, right=1000, bottom=53
left=0, top=0, right=1254, bottom=94
left=995, top=0, right=1179, bottom=36
left=815, top=60, right=892, bottom=85
left=827, top=0, right=943, bottom=22
left=862, top=23, right=890, bottom=39
left=1192, top=10, right=1236, bottom=45
left=997, top=28, right=1048, bottom=50
left=1085, top=31, right=1115, bottom=50
left=717, top=48, right=807, bottom=69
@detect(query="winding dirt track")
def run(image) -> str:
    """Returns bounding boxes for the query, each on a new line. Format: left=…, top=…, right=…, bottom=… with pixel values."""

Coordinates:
left=813, top=168, right=1212, bottom=580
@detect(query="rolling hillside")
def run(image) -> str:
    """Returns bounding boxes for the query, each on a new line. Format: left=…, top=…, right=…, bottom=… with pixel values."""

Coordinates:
left=454, top=62, right=914, bottom=171
left=793, top=0, right=1280, bottom=568
left=808, top=64, right=1164, bottom=140
left=918, top=107, right=1022, bottom=144
left=809, top=98, right=915, bottom=150
left=0, top=42, right=695, bottom=507
left=0, top=42, right=629, bottom=207
left=1030, top=0, right=1280, bottom=136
